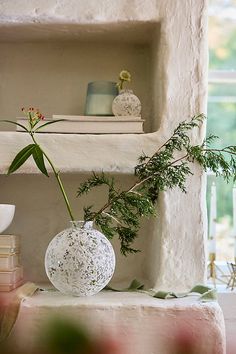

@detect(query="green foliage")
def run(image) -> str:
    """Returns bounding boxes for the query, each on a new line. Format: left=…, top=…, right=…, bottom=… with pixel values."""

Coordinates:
left=7, top=144, right=35, bottom=174
left=77, top=172, right=116, bottom=201
left=2, top=108, right=76, bottom=221
left=78, top=114, right=236, bottom=255
left=32, top=145, right=49, bottom=177
left=187, top=144, right=236, bottom=182
left=4, top=109, right=236, bottom=255
left=7, top=143, right=49, bottom=177
left=78, top=174, right=156, bottom=255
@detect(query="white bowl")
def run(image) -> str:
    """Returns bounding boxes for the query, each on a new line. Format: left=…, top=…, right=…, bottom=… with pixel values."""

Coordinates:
left=0, top=204, right=15, bottom=234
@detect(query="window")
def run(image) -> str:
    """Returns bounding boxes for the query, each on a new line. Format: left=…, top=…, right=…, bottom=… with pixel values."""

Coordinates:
left=207, top=0, right=236, bottom=262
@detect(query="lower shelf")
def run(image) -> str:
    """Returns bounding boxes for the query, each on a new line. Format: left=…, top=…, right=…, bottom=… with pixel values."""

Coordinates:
left=4, top=287, right=226, bottom=354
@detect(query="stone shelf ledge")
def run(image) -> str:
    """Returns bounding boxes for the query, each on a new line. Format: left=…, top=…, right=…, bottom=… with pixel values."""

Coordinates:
left=0, top=1, right=159, bottom=42
left=0, top=131, right=161, bottom=174
left=9, top=289, right=225, bottom=354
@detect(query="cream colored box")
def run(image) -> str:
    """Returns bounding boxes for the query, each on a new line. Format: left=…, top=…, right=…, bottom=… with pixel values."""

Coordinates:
left=0, top=279, right=23, bottom=292
left=0, top=247, right=19, bottom=255
left=0, top=266, right=23, bottom=285
left=0, top=235, right=20, bottom=248
left=0, top=253, right=19, bottom=271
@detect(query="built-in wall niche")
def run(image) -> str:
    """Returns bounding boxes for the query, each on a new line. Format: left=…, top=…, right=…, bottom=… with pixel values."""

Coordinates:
left=0, top=22, right=161, bottom=133
left=0, top=173, right=156, bottom=286
left=0, top=1, right=209, bottom=293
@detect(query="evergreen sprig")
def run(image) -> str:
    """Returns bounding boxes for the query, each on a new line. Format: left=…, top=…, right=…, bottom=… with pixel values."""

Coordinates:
left=77, top=114, right=236, bottom=255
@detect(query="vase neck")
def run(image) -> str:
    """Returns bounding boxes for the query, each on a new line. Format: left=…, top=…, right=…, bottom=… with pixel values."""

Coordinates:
left=120, top=89, right=133, bottom=94
left=70, top=221, right=93, bottom=229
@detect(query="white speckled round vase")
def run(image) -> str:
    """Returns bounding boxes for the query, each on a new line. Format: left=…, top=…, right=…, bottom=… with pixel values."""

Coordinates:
left=112, top=89, right=142, bottom=116
left=45, top=221, right=115, bottom=296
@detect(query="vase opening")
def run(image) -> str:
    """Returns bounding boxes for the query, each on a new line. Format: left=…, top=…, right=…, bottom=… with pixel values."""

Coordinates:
left=70, top=220, right=93, bottom=230
left=120, top=89, right=133, bottom=94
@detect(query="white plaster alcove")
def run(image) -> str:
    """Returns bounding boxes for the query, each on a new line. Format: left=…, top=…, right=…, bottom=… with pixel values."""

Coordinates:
left=0, top=0, right=208, bottom=292
left=0, top=2, right=227, bottom=354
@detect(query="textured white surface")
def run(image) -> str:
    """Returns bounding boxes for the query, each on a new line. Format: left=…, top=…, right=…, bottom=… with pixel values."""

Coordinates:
left=0, top=0, right=158, bottom=42
left=0, top=0, right=158, bottom=24
left=9, top=290, right=225, bottom=354
left=0, top=0, right=209, bottom=293
left=0, top=131, right=157, bottom=174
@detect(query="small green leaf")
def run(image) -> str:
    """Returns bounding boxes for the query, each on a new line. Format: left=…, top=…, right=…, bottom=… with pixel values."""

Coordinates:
left=153, top=291, right=175, bottom=299
left=127, top=279, right=144, bottom=291
left=1, top=120, right=29, bottom=132
left=199, top=289, right=217, bottom=302
left=190, top=284, right=212, bottom=294
left=8, top=144, right=35, bottom=174
left=34, top=119, right=66, bottom=132
left=32, top=145, right=49, bottom=177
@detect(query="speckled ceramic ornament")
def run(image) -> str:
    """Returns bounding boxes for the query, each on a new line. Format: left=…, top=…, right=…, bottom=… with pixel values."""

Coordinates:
left=45, top=221, right=115, bottom=296
left=112, top=89, right=141, bottom=116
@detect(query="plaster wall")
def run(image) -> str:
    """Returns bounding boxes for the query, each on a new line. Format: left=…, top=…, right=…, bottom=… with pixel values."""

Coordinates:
left=0, top=0, right=209, bottom=292
left=0, top=173, right=152, bottom=285
left=0, top=41, right=153, bottom=133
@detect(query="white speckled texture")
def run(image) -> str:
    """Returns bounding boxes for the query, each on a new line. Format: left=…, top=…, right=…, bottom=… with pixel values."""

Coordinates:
left=112, top=89, right=142, bottom=116
left=45, top=221, right=115, bottom=296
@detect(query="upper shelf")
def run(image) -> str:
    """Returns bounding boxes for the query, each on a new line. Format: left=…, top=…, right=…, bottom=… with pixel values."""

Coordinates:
left=0, top=3, right=162, bottom=139
left=0, top=23, right=160, bottom=134
left=0, top=131, right=160, bottom=174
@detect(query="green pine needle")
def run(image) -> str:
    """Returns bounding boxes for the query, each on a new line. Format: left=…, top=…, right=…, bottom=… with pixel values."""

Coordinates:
left=77, top=114, right=236, bottom=255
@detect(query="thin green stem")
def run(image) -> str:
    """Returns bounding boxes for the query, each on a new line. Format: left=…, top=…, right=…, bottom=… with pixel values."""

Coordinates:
left=102, top=211, right=124, bottom=226
left=30, top=132, right=75, bottom=221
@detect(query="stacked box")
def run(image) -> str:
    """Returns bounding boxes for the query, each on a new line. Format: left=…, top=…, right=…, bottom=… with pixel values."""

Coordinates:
left=0, top=235, right=23, bottom=291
